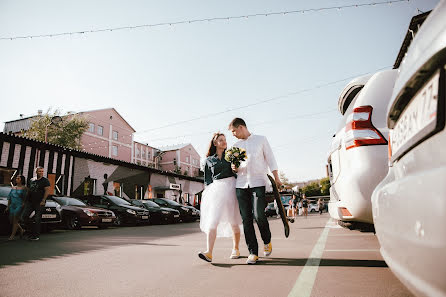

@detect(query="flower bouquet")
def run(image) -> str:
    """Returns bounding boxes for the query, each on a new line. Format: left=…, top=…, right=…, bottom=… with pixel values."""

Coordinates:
left=225, top=147, right=247, bottom=168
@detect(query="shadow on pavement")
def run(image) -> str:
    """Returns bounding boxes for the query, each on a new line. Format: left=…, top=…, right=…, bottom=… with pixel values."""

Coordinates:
left=212, top=258, right=387, bottom=268
left=0, top=222, right=200, bottom=268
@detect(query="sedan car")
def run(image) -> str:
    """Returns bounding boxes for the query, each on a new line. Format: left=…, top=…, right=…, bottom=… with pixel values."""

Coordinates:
left=51, top=196, right=116, bottom=229
left=327, top=69, right=397, bottom=228
left=129, top=199, right=180, bottom=224
left=152, top=198, right=200, bottom=222
left=80, top=195, right=149, bottom=226
left=372, top=3, right=446, bottom=296
left=0, top=185, right=61, bottom=234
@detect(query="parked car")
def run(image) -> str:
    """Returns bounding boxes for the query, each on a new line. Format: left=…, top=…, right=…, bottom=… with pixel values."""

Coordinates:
left=129, top=199, right=180, bottom=224
left=327, top=69, right=398, bottom=228
left=151, top=198, right=200, bottom=222
left=51, top=196, right=116, bottom=229
left=308, top=202, right=319, bottom=213
left=0, top=185, right=61, bottom=234
left=372, top=3, right=446, bottom=296
left=265, top=202, right=277, bottom=217
left=80, top=195, right=149, bottom=226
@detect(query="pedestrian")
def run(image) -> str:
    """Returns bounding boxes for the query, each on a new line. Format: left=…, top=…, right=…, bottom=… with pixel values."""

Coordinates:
left=274, top=199, right=280, bottom=219
left=318, top=198, right=324, bottom=215
left=291, top=195, right=298, bottom=218
left=5, top=175, right=26, bottom=240
left=301, top=194, right=309, bottom=218
left=21, top=167, right=50, bottom=241
left=229, top=118, right=282, bottom=264
left=198, top=133, right=242, bottom=263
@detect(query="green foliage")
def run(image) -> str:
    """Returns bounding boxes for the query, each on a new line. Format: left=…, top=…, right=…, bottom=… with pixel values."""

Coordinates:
left=24, top=109, right=89, bottom=150
left=320, top=177, right=331, bottom=195
left=302, top=181, right=321, bottom=197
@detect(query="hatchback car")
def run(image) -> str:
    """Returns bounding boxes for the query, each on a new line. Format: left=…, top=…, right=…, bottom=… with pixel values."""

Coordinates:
left=51, top=196, right=116, bottom=229
left=152, top=198, right=200, bottom=222
left=129, top=199, right=180, bottom=224
left=80, top=195, right=149, bottom=226
left=372, top=2, right=446, bottom=296
left=0, top=185, right=61, bottom=234
left=327, top=69, right=397, bottom=227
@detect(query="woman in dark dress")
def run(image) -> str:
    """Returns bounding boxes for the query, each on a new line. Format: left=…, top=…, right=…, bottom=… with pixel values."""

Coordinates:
left=5, top=175, right=26, bottom=240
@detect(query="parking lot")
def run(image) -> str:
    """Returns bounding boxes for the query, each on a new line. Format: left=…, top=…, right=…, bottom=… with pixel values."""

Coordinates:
left=0, top=213, right=413, bottom=297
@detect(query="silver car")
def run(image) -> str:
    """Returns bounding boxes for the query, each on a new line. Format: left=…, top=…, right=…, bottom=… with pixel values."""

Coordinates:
left=327, top=69, right=397, bottom=227
left=372, top=1, right=446, bottom=296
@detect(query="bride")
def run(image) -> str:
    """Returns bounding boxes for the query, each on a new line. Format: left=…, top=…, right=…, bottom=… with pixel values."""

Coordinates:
left=198, top=133, right=242, bottom=262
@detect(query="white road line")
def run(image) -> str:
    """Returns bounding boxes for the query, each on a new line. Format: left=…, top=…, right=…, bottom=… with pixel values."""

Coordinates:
left=288, top=219, right=331, bottom=297
left=325, top=249, right=379, bottom=252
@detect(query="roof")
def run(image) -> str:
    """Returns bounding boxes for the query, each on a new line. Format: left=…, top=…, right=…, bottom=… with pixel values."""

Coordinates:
left=393, top=11, right=431, bottom=69
left=79, top=108, right=136, bottom=132
left=0, top=132, right=204, bottom=183
left=159, top=143, right=190, bottom=152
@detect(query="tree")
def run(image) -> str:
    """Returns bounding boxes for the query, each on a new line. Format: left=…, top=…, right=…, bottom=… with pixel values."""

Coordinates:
left=320, top=177, right=331, bottom=195
left=24, top=110, right=89, bottom=150
left=302, top=181, right=321, bottom=197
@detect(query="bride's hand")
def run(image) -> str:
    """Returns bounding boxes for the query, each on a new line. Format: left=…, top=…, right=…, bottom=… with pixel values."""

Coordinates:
left=231, top=164, right=238, bottom=172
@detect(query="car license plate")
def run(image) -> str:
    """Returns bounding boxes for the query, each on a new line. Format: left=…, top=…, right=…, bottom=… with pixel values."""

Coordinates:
left=42, top=214, right=56, bottom=219
left=391, top=70, right=440, bottom=160
left=102, top=218, right=112, bottom=223
left=141, top=216, right=149, bottom=220
left=174, top=215, right=180, bottom=218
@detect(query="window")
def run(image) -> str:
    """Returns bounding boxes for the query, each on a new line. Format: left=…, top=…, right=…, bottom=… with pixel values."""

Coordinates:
left=142, top=150, right=146, bottom=158
left=88, top=123, right=95, bottom=133
left=186, top=156, right=189, bottom=163
left=112, top=145, right=118, bottom=156
left=148, top=152, right=151, bottom=160
left=135, top=148, right=140, bottom=157
left=112, top=130, right=118, bottom=140
left=97, top=125, right=103, bottom=136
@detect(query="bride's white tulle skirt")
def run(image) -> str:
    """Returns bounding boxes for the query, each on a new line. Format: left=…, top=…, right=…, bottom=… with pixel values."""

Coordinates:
left=200, top=177, right=243, bottom=237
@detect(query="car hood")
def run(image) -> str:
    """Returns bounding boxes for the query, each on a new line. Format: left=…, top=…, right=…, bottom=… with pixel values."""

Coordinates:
left=160, top=207, right=180, bottom=213
left=64, top=205, right=110, bottom=212
left=117, top=204, right=146, bottom=211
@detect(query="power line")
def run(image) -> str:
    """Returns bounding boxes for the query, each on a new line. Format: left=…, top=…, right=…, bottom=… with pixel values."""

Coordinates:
left=136, top=65, right=391, bottom=134
left=0, top=0, right=409, bottom=41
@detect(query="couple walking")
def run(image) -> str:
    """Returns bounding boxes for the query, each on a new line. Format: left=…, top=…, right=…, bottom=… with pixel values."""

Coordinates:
left=199, top=118, right=282, bottom=264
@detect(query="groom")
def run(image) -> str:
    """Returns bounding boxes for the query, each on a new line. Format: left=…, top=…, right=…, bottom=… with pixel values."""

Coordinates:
left=229, top=118, right=282, bottom=264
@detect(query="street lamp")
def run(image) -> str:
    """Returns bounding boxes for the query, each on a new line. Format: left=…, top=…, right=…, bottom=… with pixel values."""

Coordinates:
left=45, top=115, right=62, bottom=143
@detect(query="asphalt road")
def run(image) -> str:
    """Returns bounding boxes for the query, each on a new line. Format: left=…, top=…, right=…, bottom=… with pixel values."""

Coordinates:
left=0, top=213, right=414, bottom=297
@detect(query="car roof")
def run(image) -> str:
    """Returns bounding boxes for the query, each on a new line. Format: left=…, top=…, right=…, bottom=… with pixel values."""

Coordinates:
left=337, top=74, right=373, bottom=115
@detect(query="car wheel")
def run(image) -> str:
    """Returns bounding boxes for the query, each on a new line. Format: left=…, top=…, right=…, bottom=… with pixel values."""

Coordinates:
left=66, top=215, right=81, bottom=230
left=114, top=214, right=124, bottom=227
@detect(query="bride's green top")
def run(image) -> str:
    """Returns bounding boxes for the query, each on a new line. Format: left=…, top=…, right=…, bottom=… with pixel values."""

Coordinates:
left=204, top=153, right=236, bottom=186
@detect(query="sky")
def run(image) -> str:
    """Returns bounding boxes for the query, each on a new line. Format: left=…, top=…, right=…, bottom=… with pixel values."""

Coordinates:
left=0, top=0, right=441, bottom=182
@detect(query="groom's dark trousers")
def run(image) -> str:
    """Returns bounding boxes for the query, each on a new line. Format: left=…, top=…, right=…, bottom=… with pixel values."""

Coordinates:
left=236, top=186, right=271, bottom=256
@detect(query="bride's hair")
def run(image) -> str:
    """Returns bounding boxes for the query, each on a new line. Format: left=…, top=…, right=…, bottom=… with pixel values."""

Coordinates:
left=206, top=133, right=225, bottom=157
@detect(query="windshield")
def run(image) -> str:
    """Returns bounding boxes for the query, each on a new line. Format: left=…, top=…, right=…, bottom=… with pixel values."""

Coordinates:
left=56, top=197, right=86, bottom=206
left=0, top=186, right=12, bottom=197
left=143, top=201, right=160, bottom=208
left=105, top=195, right=131, bottom=206
left=159, top=199, right=181, bottom=206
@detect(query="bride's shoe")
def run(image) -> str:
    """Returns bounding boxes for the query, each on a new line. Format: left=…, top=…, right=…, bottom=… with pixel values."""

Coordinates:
left=229, top=249, right=240, bottom=259
left=198, top=251, right=212, bottom=262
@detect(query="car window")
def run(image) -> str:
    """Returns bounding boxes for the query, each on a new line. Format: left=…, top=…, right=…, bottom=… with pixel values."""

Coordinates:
left=0, top=186, right=12, bottom=197
left=105, top=195, right=131, bottom=206
left=158, top=199, right=180, bottom=206
left=143, top=201, right=160, bottom=208
left=65, top=198, right=87, bottom=206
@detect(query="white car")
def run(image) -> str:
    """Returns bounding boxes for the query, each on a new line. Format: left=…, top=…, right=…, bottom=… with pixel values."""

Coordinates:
left=372, top=2, right=446, bottom=296
left=327, top=69, right=397, bottom=227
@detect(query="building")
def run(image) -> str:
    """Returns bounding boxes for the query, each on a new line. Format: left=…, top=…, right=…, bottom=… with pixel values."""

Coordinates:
left=79, top=108, right=135, bottom=163
left=132, top=141, right=160, bottom=168
left=158, top=144, right=201, bottom=177
left=0, top=132, right=204, bottom=204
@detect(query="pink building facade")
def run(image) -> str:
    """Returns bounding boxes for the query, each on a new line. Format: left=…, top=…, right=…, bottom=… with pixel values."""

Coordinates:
left=159, top=144, right=201, bottom=177
left=132, top=141, right=160, bottom=168
left=80, top=108, right=135, bottom=163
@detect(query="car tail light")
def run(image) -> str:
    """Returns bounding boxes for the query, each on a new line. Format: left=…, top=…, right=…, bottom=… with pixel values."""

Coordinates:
left=345, top=105, right=387, bottom=150
left=339, top=207, right=352, bottom=217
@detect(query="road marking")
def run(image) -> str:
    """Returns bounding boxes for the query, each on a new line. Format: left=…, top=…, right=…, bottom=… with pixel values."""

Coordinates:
left=325, top=249, right=379, bottom=252
left=288, top=219, right=331, bottom=297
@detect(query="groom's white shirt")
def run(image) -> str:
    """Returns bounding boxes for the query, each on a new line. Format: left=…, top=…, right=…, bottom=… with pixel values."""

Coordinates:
left=234, top=134, right=278, bottom=189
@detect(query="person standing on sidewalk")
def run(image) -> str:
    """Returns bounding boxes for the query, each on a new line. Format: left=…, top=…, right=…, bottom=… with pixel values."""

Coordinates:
left=318, top=198, right=324, bottom=215
left=5, top=175, right=27, bottom=240
left=229, top=118, right=282, bottom=265
left=301, top=194, right=309, bottom=219
left=21, top=167, right=50, bottom=241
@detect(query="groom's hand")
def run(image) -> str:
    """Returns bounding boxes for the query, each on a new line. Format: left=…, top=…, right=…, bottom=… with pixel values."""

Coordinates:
left=275, top=178, right=283, bottom=189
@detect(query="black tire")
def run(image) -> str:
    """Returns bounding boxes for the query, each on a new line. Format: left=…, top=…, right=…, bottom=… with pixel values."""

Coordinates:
left=114, top=214, right=124, bottom=227
left=66, top=215, right=81, bottom=230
